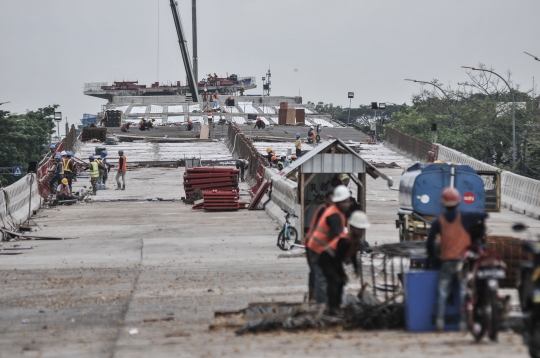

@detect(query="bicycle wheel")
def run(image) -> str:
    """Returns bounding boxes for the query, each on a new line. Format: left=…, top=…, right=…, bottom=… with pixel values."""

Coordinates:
left=277, top=227, right=299, bottom=251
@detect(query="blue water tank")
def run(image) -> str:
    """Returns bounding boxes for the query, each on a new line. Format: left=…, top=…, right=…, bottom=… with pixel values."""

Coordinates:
left=399, top=164, right=485, bottom=216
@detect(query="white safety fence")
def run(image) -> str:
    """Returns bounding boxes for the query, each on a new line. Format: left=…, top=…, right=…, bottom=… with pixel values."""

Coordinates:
left=0, top=174, right=42, bottom=231
left=437, top=144, right=540, bottom=219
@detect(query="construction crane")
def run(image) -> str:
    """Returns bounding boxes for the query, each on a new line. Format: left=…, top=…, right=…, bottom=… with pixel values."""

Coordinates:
left=169, top=0, right=200, bottom=102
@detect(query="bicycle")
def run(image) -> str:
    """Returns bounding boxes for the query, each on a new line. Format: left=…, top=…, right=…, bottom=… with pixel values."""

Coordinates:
left=277, top=210, right=299, bottom=251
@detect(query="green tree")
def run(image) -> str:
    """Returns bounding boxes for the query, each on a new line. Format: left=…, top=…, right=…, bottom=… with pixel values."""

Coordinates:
left=0, top=105, right=57, bottom=186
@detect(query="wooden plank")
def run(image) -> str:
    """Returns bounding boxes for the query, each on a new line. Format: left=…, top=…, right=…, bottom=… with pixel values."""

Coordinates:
left=200, top=125, right=210, bottom=139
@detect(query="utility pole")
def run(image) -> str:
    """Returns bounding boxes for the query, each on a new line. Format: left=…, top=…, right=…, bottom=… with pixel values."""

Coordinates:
left=347, top=92, right=354, bottom=126
left=192, top=0, right=198, bottom=85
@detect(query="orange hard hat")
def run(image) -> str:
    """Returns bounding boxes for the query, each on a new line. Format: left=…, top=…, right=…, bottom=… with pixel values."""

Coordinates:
left=188, top=120, right=193, bottom=124
left=271, top=156, right=277, bottom=162
left=441, top=187, right=461, bottom=207
left=291, top=155, right=297, bottom=159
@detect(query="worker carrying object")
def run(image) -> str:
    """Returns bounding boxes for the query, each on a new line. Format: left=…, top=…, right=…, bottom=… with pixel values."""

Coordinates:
left=295, top=133, right=302, bottom=158
left=426, top=187, right=488, bottom=331
left=306, top=185, right=351, bottom=305
left=56, top=178, right=76, bottom=201
left=116, top=150, right=127, bottom=190
left=307, top=126, right=316, bottom=144
left=88, top=155, right=99, bottom=195
left=304, top=191, right=334, bottom=302
left=48, top=153, right=64, bottom=193
left=318, top=210, right=370, bottom=316
left=235, top=157, right=249, bottom=182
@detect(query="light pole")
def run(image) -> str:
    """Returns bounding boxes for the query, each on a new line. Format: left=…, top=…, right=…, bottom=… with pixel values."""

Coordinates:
left=462, top=66, right=516, bottom=166
left=524, top=51, right=540, bottom=62
left=347, top=92, right=354, bottom=126
left=54, top=112, right=62, bottom=141
left=405, top=79, right=450, bottom=99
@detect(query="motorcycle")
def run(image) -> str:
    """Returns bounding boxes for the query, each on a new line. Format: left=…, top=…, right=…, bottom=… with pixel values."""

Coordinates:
left=512, top=223, right=540, bottom=358
left=462, top=244, right=510, bottom=342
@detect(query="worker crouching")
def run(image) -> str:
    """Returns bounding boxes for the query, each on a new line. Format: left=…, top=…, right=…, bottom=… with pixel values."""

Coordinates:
left=56, top=178, right=76, bottom=202
left=318, top=211, right=370, bottom=316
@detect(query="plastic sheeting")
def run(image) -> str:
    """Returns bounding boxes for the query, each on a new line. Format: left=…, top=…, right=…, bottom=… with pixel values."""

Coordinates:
left=130, top=106, right=147, bottom=114
left=167, top=115, right=185, bottom=123
left=150, top=105, right=163, bottom=113
left=168, top=105, right=184, bottom=113
left=0, top=174, right=42, bottom=230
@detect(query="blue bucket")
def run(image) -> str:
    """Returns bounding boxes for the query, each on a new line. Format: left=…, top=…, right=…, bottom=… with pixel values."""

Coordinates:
left=404, top=270, right=461, bottom=332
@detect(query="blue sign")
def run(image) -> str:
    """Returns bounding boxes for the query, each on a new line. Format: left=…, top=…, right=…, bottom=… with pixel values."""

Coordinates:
left=13, top=166, right=23, bottom=177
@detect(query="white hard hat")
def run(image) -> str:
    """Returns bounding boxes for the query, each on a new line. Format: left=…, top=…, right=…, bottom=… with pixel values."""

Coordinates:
left=310, top=126, right=314, bottom=129
left=332, top=185, right=351, bottom=202
left=349, top=211, right=370, bottom=229
left=280, top=152, right=286, bottom=157
left=60, top=151, right=67, bottom=156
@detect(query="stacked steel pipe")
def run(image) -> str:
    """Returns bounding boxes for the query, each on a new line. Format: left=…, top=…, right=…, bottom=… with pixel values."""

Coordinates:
left=184, top=167, right=241, bottom=211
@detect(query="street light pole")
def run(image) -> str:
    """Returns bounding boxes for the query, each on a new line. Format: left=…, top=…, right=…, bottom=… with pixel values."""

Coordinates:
left=404, top=79, right=450, bottom=99
left=524, top=51, right=540, bottom=62
left=462, top=66, right=516, bottom=166
left=347, top=92, right=354, bottom=127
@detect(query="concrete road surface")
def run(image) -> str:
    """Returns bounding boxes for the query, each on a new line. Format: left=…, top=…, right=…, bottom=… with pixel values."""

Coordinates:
left=0, top=162, right=535, bottom=357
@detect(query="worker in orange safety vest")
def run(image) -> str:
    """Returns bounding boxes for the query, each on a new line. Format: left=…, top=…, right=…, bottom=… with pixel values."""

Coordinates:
left=306, top=185, right=351, bottom=305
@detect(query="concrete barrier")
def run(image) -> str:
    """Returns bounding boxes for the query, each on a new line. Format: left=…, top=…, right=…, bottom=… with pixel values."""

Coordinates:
left=1, top=174, right=42, bottom=230
left=262, top=167, right=302, bottom=234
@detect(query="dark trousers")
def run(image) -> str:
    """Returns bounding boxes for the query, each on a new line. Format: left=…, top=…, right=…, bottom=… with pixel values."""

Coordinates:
left=306, top=248, right=315, bottom=291
left=296, top=149, right=302, bottom=158
left=235, top=160, right=245, bottom=182
left=49, top=175, right=63, bottom=193
left=318, top=252, right=347, bottom=313
left=64, top=172, right=73, bottom=193
left=57, top=194, right=76, bottom=201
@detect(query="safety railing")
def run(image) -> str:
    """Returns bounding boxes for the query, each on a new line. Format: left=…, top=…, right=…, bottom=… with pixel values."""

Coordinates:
left=226, top=123, right=268, bottom=180
left=385, top=127, right=432, bottom=162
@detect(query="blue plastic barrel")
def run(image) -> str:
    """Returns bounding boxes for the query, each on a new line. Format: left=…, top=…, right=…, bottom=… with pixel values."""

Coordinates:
left=404, top=270, right=461, bottom=332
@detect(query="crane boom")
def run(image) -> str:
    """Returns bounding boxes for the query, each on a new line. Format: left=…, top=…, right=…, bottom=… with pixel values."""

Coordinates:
left=169, top=0, right=200, bottom=102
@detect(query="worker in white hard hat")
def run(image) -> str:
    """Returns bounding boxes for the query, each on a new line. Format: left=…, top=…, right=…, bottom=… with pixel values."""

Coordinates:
left=306, top=185, right=351, bottom=306
left=318, top=210, right=370, bottom=316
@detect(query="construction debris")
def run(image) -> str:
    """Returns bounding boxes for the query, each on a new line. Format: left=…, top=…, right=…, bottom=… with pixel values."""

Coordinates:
left=81, top=127, right=107, bottom=142
left=369, top=161, right=401, bottom=169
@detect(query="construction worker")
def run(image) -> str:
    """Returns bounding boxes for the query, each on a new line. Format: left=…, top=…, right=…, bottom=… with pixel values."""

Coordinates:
left=318, top=210, right=370, bottom=316
left=307, top=126, right=316, bottom=144
left=147, top=118, right=156, bottom=129
left=202, top=91, right=209, bottom=106
left=138, top=118, right=149, bottom=131
left=235, top=157, right=249, bottom=182
left=254, top=117, right=265, bottom=129
left=116, top=149, right=127, bottom=190
left=120, top=121, right=132, bottom=132
left=266, top=147, right=275, bottom=167
left=295, top=133, right=302, bottom=158
left=212, top=91, right=219, bottom=109
left=306, top=185, right=351, bottom=305
left=426, top=187, right=488, bottom=331
left=88, top=155, right=99, bottom=195
left=61, top=151, right=74, bottom=194
left=49, top=144, right=56, bottom=155
left=97, top=151, right=111, bottom=186
left=270, top=155, right=278, bottom=169
left=187, top=119, right=193, bottom=131
left=56, top=178, right=76, bottom=201
left=48, top=153, right=64, bottom=193
left=290, top=154, right=298, bottom=162
left=340, top=174, right=351, bottom=187
left=305, top=192, right=334, bottom=302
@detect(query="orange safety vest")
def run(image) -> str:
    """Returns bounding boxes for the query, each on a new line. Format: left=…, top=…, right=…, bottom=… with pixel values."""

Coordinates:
left=118, top=155, right=127, bottom=171
left=306, top=204, right=346, bottom=255
left=326, top=233, right=359, bottom=260
left=439, top=212, right=471, bottom=261
left=305, top=204, right=328, bottom=245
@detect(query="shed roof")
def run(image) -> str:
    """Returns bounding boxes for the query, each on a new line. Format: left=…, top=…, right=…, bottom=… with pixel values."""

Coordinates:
left=270, top=138, right=391, bottom=183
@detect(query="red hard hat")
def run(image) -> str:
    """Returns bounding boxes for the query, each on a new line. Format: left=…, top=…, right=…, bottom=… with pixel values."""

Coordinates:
left=271, top=156, right=277, bottom=161
left=441, top=187, right=461, bottom=207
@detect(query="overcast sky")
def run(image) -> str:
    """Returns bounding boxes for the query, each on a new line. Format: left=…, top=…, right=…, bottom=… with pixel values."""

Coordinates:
left=1, top=0, right=540, bottom=133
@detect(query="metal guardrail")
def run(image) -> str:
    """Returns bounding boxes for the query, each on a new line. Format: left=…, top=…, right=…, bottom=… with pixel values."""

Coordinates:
left=385, top=127, right=432, bottom=162
left=227, top=123, right=268, bottom=179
